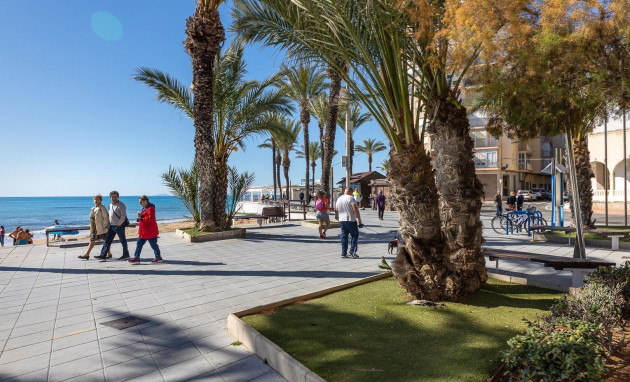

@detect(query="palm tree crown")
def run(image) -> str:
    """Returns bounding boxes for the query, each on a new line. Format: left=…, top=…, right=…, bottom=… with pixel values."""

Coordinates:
left=356, top=139, right=387, bottom=172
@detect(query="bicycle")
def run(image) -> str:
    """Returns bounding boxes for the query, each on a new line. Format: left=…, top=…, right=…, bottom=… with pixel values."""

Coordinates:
left=491, top=206, right=547, bottom=235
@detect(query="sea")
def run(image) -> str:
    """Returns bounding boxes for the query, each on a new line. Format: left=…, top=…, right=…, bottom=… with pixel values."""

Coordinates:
left=0, top=196, right=191, bottom=240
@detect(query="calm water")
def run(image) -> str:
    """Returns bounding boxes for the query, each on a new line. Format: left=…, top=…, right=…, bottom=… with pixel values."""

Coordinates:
left=0, top=196, right=190, bottom=236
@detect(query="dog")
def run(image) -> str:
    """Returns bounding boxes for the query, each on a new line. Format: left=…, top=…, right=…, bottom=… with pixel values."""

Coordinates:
left=387, top=236, right=399, bottom=254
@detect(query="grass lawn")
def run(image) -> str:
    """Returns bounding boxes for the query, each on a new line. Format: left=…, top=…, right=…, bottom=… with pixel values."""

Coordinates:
left=242, top=278, right=564, bottom=382
left=545, top=226, right=630, bottom=242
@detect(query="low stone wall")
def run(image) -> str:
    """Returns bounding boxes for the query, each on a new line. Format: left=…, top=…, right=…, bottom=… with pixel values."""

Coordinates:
left=175, top=228, right=246, bottom=242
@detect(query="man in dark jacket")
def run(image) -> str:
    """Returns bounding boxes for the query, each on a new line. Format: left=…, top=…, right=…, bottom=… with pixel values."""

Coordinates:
left=516, top=192, right=524, bottom=211
left=494, top=191, right=502, bottom=216
left=507, top=192, right=517, bottom=211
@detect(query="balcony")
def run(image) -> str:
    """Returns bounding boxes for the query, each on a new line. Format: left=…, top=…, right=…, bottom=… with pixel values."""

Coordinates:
left=518, top=160, right=533, bottom=171
left=474, top=149, right=498, bottom=168
left=518, top=142, right=533, bottom=153
left=472, top=137, right=499, bottom=148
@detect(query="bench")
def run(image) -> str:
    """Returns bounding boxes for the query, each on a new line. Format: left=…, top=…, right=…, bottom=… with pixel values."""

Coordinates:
left=485, top=248, right=616, bottom=287
left=45, top=223, right=138, bottom=247
left=530, top=225, right=629, bottom=250
left=232, top=207, right=287, bottom=227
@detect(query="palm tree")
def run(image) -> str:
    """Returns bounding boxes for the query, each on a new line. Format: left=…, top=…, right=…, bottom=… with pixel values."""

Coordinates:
left=309, top=93, right=328, bottom=170
left=257, top=138, right=277, bottom=200
left=231, top=0, right=487, bottom=301
left=356, top=139, right=387, bottom=172
left=183, top=0, right=226, bottom=231
left=276, top=118, right=302, bottom=199
left=161, top=164, right=200, bottom=226
left=337, top=103, right=371, bottom=175
left=275, top=64, right=327, bottom=200
left=296, top=142, right=322, bottom=193
left=378, top=159, right=390, bottom=175
left=135, top=43, right=292, bottom=229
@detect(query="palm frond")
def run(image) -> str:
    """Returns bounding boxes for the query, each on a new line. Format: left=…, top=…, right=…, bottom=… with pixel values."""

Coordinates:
left=133, top=67, right=194, bottom=119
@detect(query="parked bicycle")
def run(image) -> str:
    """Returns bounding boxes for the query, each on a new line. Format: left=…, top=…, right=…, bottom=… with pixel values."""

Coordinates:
left=491, top=206, right=547, bottom=235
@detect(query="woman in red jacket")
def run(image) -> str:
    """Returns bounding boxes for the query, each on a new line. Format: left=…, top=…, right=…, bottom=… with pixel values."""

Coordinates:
left=128, top=195, right=162, bottom=264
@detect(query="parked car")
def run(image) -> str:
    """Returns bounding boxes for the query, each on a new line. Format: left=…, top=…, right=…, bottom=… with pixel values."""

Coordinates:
left=517, top=190, right=535, bottom=201
left=531, top=188, right=549, bottom=201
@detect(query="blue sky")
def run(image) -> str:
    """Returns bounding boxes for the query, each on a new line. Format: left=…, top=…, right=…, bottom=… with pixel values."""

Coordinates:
left=0, top=1, right=389, bottom=197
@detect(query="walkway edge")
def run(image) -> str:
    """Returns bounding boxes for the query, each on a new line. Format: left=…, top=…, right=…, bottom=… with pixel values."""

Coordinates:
left=227, top=272, right=392, bottom=382
left=488, top=272, right=570, bottom=292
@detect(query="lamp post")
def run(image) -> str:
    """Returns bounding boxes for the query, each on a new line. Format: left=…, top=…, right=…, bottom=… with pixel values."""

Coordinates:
left=341, top=85, right=353, bottom=191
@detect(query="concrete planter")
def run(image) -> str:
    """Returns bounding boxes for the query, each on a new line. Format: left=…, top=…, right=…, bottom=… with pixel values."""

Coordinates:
left=300, top=221, right=340, bottom=229
left=534, top=232, right=630, bottom=250
left=175, top=228, right=246, bottom=242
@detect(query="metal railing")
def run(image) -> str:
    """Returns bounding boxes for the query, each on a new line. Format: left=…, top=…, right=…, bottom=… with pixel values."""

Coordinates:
left=593, top=190, right=630, bottom=202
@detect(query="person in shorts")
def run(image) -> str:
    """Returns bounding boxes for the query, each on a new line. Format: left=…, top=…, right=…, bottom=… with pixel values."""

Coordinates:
left=314, top=190, right=330, bottom=239
left=79, top=194, right=110, bottom=260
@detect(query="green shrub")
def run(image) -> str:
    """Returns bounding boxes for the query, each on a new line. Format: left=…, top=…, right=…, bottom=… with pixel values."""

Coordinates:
left=502, top=319, right=607, bottom=381
left=546, top=283, right=624, bottom=354
left=586, top=261, right=630, bottom=310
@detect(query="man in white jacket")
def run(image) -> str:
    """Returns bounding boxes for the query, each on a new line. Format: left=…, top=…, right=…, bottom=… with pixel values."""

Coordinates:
left=335, top=188, right=363, bottom=259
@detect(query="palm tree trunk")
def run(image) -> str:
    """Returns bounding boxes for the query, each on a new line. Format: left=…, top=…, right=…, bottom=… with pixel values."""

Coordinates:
left=368, top=154, right=372, bottom=172
left=276, top=152, right=282, bottom=198
left=301, top=107, right=311, bottom=198
left=311, top=162, right=316, bottom=193
left=390, top=144, right=467, bottom=301
left=321, top=65, right=343, bottom=195
left=272, top=139, right=277, bottom=200
left=573, top=133, right=595, bottom=228
left=213, top=154, right=229, bottom=230
left=426, top=100, right=487, bottom=295
left=319, top=121, right=325, bottom=171
left=283, top=153, right=291, bottom=200
left=184, top=7, right=225, bottom=232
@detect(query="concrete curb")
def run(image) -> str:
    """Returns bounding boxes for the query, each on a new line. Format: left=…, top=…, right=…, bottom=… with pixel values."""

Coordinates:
left=534, top=232, right=630, bottom=250
left=299, top=221, right=340, bottom=229
left=175, top=228, right=246, bottom=242
left=488, top=272, right=570, bottom=292
left=226, top=272, right=392, bottom=382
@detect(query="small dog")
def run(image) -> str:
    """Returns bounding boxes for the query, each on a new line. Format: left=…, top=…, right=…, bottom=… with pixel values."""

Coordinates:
left=387, top=236, right=399, bottom=254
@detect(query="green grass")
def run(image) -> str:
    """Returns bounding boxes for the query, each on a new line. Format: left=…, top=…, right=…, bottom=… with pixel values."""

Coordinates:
left=242, top=278, right=564, bottom=382
left=545, top=226, right=630, bottom=242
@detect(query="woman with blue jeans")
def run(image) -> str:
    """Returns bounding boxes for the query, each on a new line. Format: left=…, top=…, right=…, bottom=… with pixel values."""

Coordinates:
left=128, top=195, right=162, bottom=264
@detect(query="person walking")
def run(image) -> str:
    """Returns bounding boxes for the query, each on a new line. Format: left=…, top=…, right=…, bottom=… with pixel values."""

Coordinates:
left=507, top=191, right=517, bottom=211
left=95, top=191, right=130, bottom=261
left=78, top=194, right=110, bottom=260
left=375, top=191, right=386, bottom=220
left=335, top=188, right=363, bottom=259
left=371, top=191, right=378, bottom=210
left=516, top=191, right=524, bottom=211
left=314, top=190, right=330, bottom=239
left=0, top=226, right=4, bottom=247
left=128, top=195, right=162, bottom=264
left=494, top=191, right=502, bottom=216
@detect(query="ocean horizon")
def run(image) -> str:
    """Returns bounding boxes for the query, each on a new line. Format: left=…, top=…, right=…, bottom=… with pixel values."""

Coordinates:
left=0, top=196, right=191, bottom=237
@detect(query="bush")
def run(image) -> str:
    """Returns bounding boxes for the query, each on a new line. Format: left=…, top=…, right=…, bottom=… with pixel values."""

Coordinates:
left=546, top=283, right=624, bottom=354
left=586, top=261, right=630, bottom=311
left=502, top=319, right=608, bottom=381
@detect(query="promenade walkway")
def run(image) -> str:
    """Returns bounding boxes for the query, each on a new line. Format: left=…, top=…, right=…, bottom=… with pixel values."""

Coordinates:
left=0, top=207, right=628, bottom=381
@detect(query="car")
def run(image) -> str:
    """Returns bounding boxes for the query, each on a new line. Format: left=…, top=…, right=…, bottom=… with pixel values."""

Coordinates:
left=531, top=188, right=549, bottom=201
left=517, top=190, right=535, bottom=201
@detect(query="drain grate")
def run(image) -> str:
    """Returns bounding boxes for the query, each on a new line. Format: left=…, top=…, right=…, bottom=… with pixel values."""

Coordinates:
left=101, top=316, right=149, bottom=330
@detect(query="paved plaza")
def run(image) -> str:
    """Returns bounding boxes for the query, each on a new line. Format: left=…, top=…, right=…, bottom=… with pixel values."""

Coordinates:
left=0, top=206, right=628, bottom=381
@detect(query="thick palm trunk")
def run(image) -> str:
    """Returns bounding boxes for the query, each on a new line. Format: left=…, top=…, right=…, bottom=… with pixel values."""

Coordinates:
left=184, top=7, right=224, bottom=232
left=321, top=65, right=343, bottom=195
left=573, top=134, right=595, bottom=228
left=276, top=152, right=282, bottom=198
left=301, top=107, right=311, bottom=198
left=272, top=140, right=277, bottom=200
left=213, top=154, right=229, bottom=230
left=426, top=101, right=487, bottom=294
left=283, top=154, right=291, bottom=200
left=391, top=144, right=467, bottom=301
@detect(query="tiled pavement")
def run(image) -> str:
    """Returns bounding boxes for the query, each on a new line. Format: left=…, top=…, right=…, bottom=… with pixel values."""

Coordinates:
left=1, top=207, right=628, bottom=381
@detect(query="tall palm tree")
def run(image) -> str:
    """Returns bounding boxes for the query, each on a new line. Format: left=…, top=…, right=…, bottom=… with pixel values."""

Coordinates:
left=378, top=159, right=390, bottom=175
left=276, top=118, right=302, bottom=200
left=231, top=0, right=487, bottom=301
left=275, top=64, right=327, bottom=200
left=183, top=0, right=226, bottom=231
left=296, top=142, right=322, bottom=193
left=135, top=43, right=292, bottom=229
left=309, top=93, right=329, bottom=170
left=337, top=103, right=371, bottom=175
left=356, top=139, right=387, bottom=172
left=257, top=138, right=277, bottom=200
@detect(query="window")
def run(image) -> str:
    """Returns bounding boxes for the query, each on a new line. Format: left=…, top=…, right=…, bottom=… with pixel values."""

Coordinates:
left=470, top=130, right=499, bottom=148
left=518, top=153, right=531, bottom=170
left=473, top=149, right=498, bottom=168
left=541, top=142, right=552, bottom=158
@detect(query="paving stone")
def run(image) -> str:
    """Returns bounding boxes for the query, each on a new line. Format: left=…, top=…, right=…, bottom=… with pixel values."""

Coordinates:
left=48, top=353, right=103, bottom=381
left=0, top=340, right=52, bottom=365
left=63, top=369, right=106, bottom=382
left=205, top=344, right=252, bottom=369
left=104, top=354, right=158, bottom=382
left=50, top=340, right=100, bottom=366
left=216, top=355, right=270, bottom=382
left=153, top=341, right=203, bottom=369
left=102, top=341, right=151, bottom=368
left=0, top=353, right=50, bottom=378
left=160, top=355, right=216, bottom=382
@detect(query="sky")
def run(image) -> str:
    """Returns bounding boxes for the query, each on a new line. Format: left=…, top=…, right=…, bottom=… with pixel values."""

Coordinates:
left=0, top=1, right=389, bottom=197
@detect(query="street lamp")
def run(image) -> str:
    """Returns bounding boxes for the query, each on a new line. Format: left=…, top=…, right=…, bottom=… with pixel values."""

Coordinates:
left=340, top=85, right=353, bottom=191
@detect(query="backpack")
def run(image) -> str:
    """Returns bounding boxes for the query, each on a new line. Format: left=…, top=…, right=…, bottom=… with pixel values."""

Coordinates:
left=315, top=198, right=326, bottom=210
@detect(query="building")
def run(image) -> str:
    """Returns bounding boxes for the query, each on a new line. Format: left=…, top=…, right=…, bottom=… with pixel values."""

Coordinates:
left=588, top=114, right=630, bottom=208
left=337, top=171, right=386, bottom=208
left=368, top=178, right=395, bottom=211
